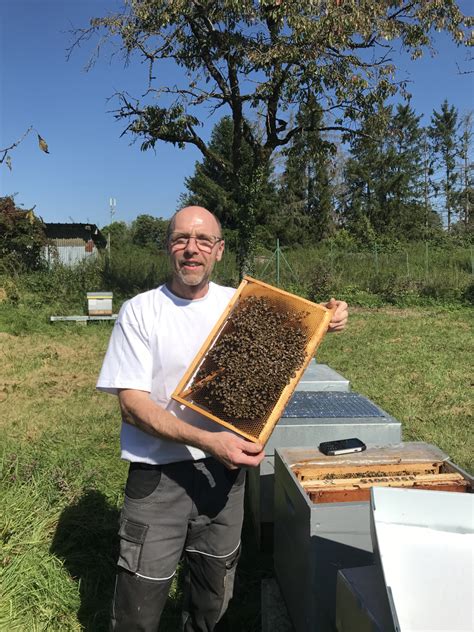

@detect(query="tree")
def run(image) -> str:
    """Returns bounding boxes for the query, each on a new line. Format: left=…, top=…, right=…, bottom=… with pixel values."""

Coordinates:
left=1, top=127, right=49, bottom=171
left=181, top=116, right=278, bottom=235
left=0, top=196, right=48, bottom=270
left=420, top=129, right=439, bottom=235
left=455, top=112, right=473, bottom=228
left=101, top=220, right=131, bottom=245
left=278, top=99, right=335, bottom=245
left=344, top=103, right=441, bottom=241
left=343, top=104, right=393, bottom=240
left=429, top=100, right=460, bottom=230
left=384, top=103, right=431, bottom=238
left=73, top=1, right=472, bottom=273
left=131, top=214, right=169, bottom=248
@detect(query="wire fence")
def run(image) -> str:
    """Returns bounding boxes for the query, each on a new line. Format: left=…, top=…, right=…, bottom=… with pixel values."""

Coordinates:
left=246, top=242, right=473, bottom=297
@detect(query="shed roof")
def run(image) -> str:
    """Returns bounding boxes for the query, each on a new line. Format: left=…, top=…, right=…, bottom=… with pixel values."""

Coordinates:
left=44, top=223, right=107, bottom=248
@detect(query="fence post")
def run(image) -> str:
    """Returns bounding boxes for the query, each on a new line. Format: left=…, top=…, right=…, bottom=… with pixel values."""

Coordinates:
left=276, top=238, right=280, bottom=286
left=425, top=242, right=429, bottom=278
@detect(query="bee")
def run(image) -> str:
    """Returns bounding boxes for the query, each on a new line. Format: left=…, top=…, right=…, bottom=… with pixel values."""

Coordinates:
left=193, top=296, right=309, bottom=429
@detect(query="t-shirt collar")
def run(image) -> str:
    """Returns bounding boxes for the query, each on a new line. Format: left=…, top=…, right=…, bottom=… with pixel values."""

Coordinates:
left=161, top=282, right=212, bottom=305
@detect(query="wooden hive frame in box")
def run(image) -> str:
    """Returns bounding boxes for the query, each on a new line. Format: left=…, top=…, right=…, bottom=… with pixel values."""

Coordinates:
left=171, top=276, right=332, bottom=445
left=292, top=460, right=471, bottom=504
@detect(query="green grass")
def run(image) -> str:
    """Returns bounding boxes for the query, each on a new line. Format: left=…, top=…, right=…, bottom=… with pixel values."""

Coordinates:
left=0, top=303, right=472, bottom=630
left=317, top=306, right=473, bottom=472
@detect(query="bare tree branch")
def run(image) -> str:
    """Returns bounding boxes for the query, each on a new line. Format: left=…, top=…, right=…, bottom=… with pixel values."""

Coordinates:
left=0, top=127, right=33, bottom=163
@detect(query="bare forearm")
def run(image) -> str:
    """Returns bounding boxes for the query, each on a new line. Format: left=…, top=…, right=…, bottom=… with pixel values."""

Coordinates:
left=118, top=388, right=214, bottom=453
left=118, top=388, right=265, bottom=469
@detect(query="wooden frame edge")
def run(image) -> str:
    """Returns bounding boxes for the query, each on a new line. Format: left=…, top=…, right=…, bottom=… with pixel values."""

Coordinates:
left=171, top=277, right=248, bottom=400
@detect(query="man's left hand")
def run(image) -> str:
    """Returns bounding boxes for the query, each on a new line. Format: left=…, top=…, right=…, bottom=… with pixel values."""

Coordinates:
left=324, top=298, right=348, bottom=332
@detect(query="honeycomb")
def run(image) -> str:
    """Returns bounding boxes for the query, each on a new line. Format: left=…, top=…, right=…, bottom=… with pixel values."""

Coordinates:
left=172, top=276, right=331, bottom=443
left=192, top=296, right=308, bottom=434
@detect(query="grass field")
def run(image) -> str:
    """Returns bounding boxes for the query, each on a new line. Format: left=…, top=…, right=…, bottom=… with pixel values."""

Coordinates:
left=0, top=304, right=472, bottom=631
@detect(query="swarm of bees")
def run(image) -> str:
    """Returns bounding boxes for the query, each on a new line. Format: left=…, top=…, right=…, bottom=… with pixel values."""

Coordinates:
left=193, top=296, right=309, bottom=425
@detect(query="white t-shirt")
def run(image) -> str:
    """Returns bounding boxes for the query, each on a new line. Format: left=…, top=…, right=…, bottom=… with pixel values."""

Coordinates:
left=97, top=282, right=236, bottom=464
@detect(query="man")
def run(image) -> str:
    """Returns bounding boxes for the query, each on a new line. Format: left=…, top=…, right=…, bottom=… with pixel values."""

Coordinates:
left=97, top=206, right=348, bottom=631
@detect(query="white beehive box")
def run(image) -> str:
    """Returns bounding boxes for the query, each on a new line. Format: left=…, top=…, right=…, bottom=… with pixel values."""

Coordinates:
left=274, top=443, right=472, bottom=632
left=370, top=486, right=474, bottom=632
left=87, top=292, right=113, bottom=316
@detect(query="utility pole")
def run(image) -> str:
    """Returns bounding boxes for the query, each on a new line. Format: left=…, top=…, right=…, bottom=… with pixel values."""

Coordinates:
left=108, top=197, right=116, bottom=258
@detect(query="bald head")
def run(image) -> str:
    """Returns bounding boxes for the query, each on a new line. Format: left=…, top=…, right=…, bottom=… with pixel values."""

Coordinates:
left=167, top=206, right=222, bottom=241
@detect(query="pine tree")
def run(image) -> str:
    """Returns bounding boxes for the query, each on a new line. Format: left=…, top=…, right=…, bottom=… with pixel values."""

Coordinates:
left=344, top=103, right=440, bottom=241
left=419, top=130, right=441, bottom=237
left=429, top=100, right=460, bottom=230
left=386, top=104, right=432, bottom=238
left=181, top=117, right=241, bottom=230
left=181, top=116, right=278, bottom=238
left=456, top=112, right=473, bottom=228
left=278, top=100, right=334, bottom=245
left=344, top=105, right=392, bottom=241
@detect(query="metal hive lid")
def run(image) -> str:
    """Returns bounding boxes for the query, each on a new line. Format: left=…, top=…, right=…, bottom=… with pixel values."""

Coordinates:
left=282, top=391, right=388, bottom=419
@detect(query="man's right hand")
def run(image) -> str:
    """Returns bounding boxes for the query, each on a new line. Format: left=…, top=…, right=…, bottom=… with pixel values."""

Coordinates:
left=207, top=431, right=265, bottom=470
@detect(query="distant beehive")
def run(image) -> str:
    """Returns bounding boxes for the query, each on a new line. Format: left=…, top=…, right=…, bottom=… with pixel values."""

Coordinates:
left=172, top=276, right=332, bottom=445
left=87, top=292, right=113, bottom=316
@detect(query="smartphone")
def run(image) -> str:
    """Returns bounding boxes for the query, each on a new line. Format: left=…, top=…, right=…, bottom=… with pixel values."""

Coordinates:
left=319, top=438, right=367, bottom=456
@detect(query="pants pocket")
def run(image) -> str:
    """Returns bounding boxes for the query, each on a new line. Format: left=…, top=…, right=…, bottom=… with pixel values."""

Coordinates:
left=217, top=545, right=241, bottom=622
left=125, top=464, right=162, bottom=500
left=117, top=517, right=149, bottom=573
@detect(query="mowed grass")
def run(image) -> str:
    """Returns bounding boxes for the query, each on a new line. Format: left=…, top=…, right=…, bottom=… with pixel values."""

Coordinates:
left=317, top=306, right=473, bottom=472
left=0, top=305, right=472, bottom=631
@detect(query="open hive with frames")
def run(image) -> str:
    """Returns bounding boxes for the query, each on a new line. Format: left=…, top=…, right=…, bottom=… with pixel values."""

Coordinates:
left=171, top=276, right=332, bottom=445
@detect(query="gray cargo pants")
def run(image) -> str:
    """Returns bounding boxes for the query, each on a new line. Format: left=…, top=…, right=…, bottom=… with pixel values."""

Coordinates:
left=110, top=457, right=245, bottom=632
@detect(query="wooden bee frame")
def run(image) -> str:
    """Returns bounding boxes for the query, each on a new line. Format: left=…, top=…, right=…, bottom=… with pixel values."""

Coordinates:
left=292, top=460, right=471, bottom=504
left=171, top=276, right=332, bottom=445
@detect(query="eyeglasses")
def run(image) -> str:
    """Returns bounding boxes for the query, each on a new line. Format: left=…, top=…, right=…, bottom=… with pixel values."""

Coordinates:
left=169, top=232, right=223, bottom=254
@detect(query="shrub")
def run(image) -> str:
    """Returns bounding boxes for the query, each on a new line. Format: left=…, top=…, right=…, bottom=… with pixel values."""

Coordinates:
left=0, top=196, right=49, bottom=271
left=333, top=285, right=384, bottom=308
left=368, top=273, right=422, bottom=305
left=306, top=260, right=334, bottom=303
left=461, top=282, right=474, bottom=305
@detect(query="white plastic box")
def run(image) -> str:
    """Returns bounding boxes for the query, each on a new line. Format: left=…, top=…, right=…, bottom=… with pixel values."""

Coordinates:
left=370, top=486, right=474, bottom=632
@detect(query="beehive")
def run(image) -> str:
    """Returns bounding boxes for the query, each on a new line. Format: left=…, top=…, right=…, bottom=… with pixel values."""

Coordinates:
left=273, top=443, right=473, bottom=632
left=171, top=276, right=332, bottom=444
left=293, top=458, right=470, bottom=504
left=87, top=291, right=113, bottom=316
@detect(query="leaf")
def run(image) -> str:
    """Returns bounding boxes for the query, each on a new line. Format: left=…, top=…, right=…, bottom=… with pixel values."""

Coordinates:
left=37, top=134, right=49, bottom=154
left=5, top=155, right=12, bottom=171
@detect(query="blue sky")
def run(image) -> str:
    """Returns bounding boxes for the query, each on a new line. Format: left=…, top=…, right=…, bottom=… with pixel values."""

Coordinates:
left=1, top=1, right=473, bottom=228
